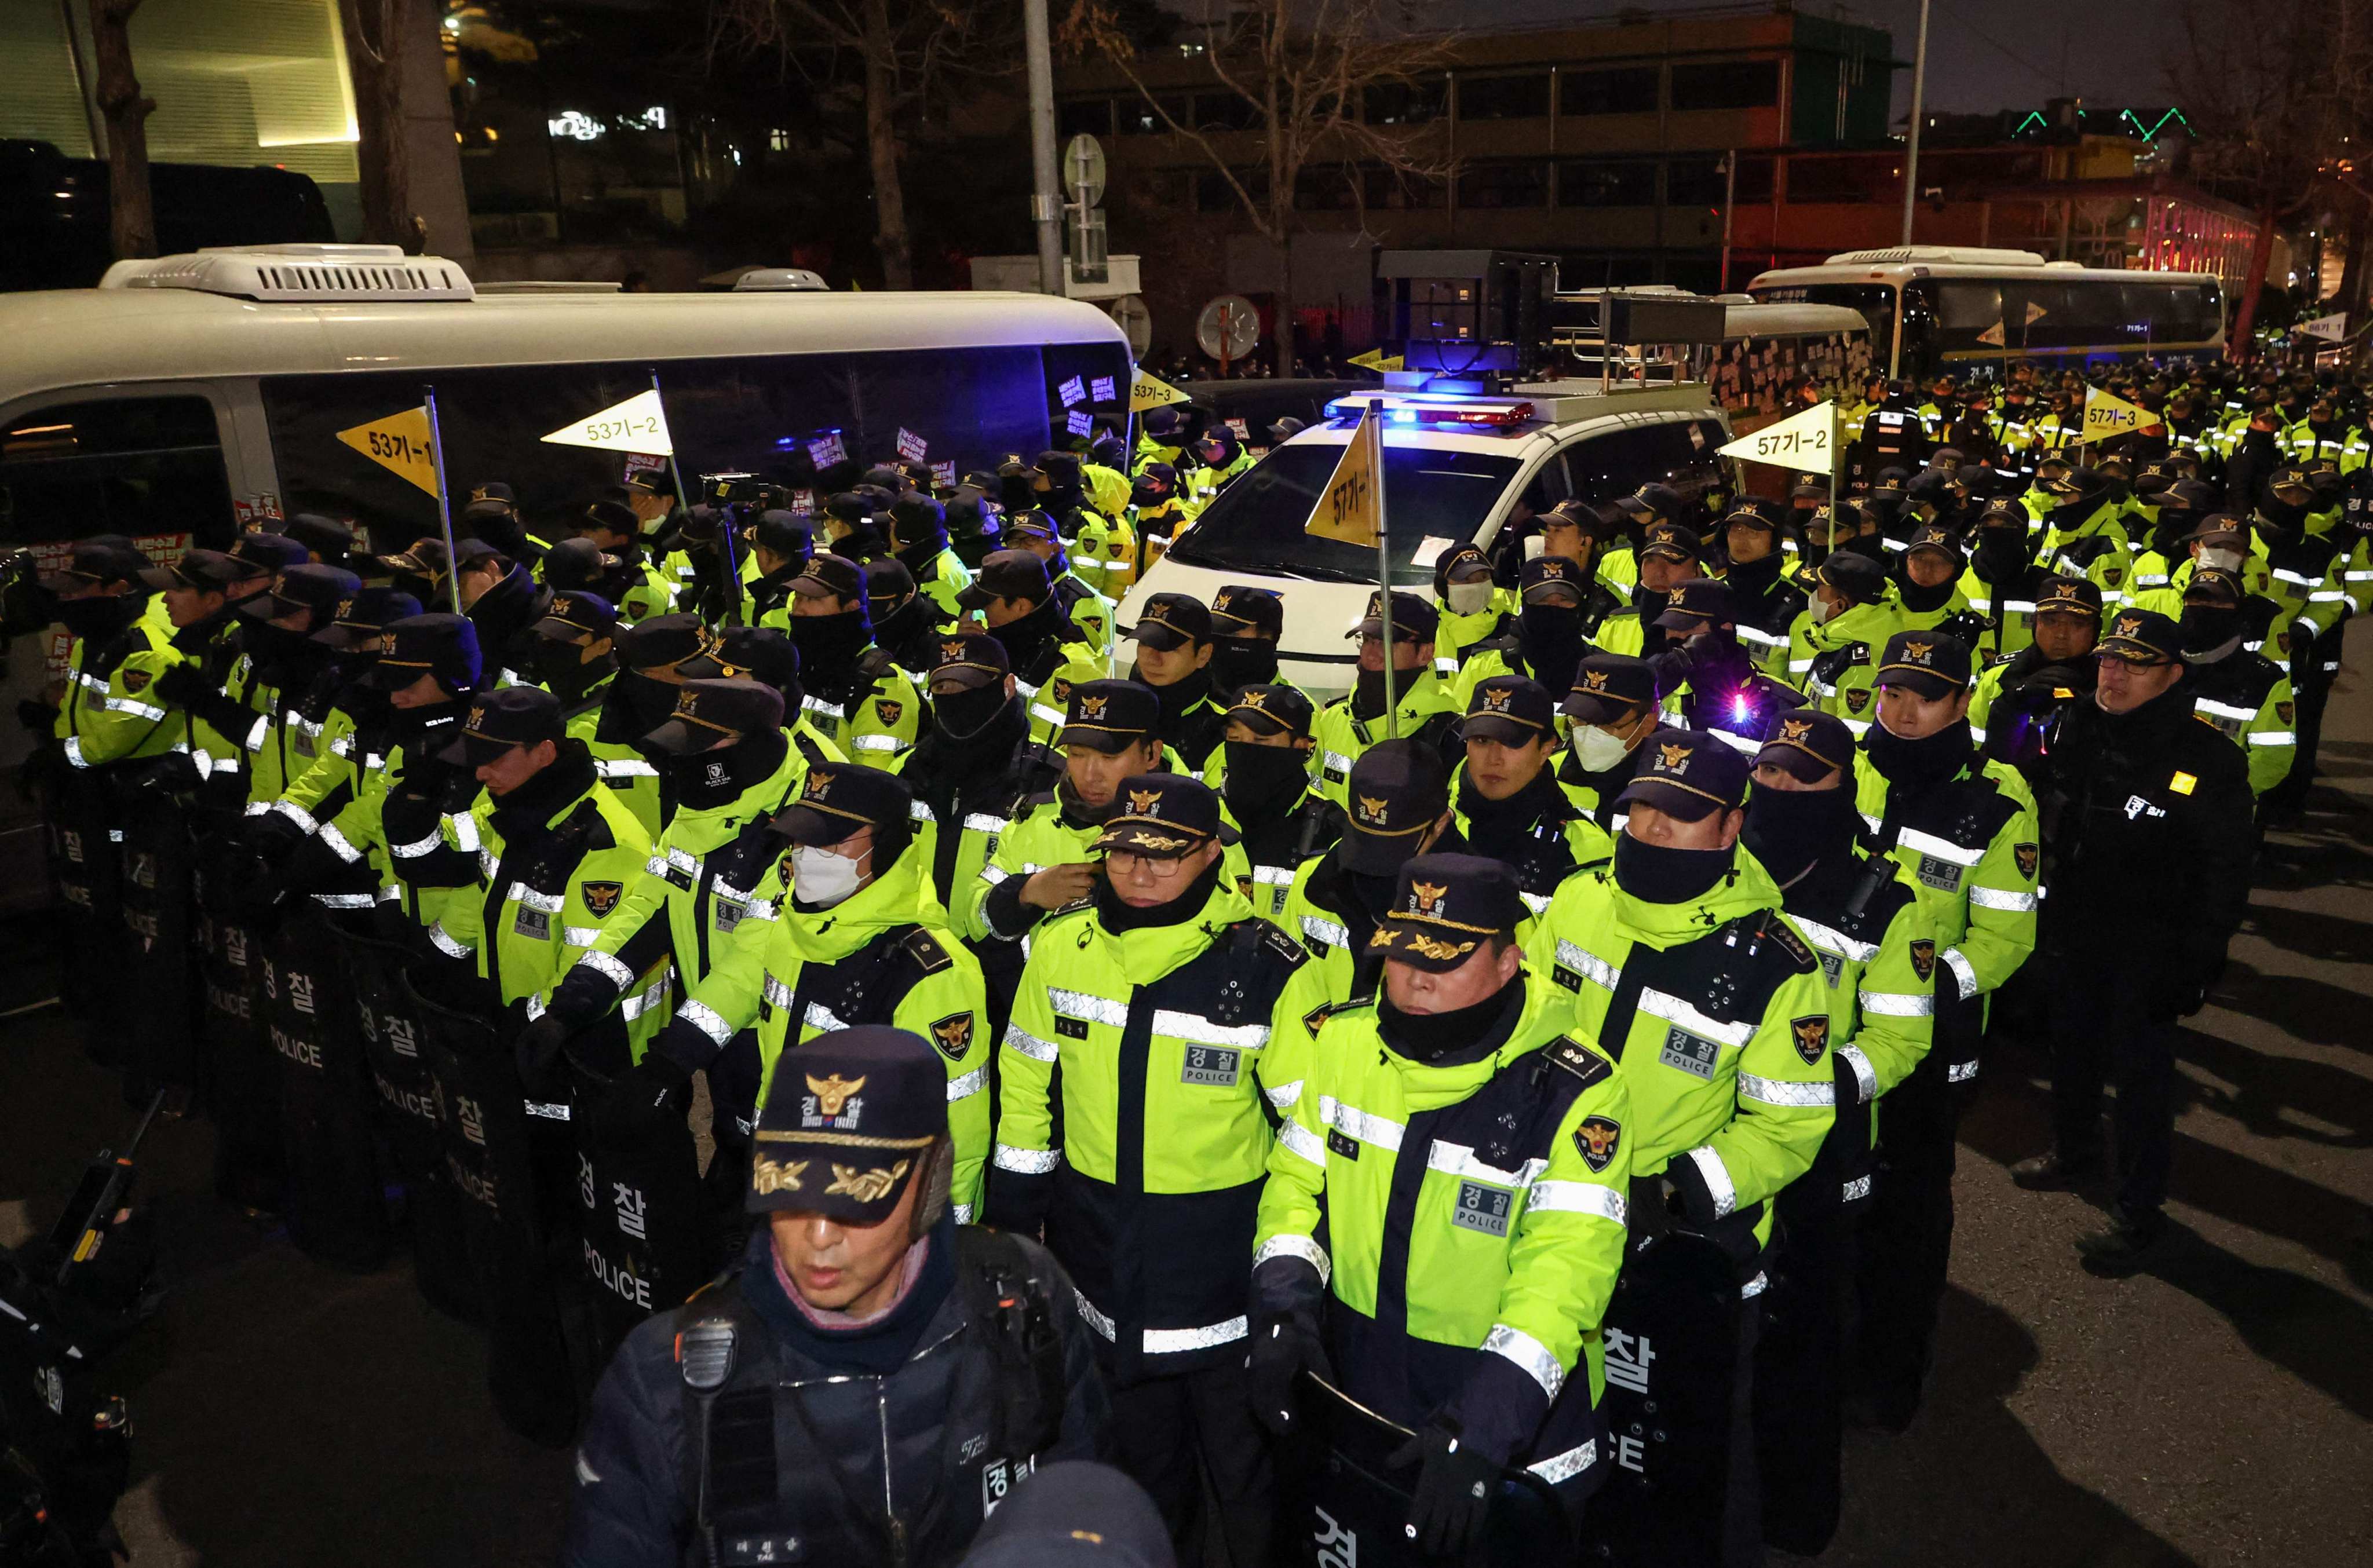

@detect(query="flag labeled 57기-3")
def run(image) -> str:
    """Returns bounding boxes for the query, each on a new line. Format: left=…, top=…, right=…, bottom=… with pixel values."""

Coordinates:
left=1305, top=407, right=1383, bottom=547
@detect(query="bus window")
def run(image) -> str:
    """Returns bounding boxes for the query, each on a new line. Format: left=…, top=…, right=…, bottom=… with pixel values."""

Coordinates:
left=261, top=346, right=1068, bottom=553
left=1565, top=421, right=1717, bottom=510
left=0, top=395, right=233, bottom=549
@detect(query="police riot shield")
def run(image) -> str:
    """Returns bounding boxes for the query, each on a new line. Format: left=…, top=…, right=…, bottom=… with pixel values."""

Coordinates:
left=118, top=787, right=198, bottom=1092
left=1290, top=1374, right=1571, bottom=1568
left=331, top=922, right=478, bottom=1325
left=561, top=1044, right=709, bottom=1365
left=265, top=907, right=391, bottom=1271
left=1587, top=1231, right=1750, bottom=1568
left=192, top=836, right=282, bottom=1213
left=405, top=960, right=582, bottom=1447
left=45, top=769, right=130, bottom=1065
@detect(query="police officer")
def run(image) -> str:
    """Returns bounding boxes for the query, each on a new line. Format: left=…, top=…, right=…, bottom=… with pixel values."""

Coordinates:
left=1278, top=739, right=1466, bottom=1004
left=1127, top=462, right=1192, bottom=575
left=1311, top=589, right=1460, bottom=803
left=1594, top=522, right=1704, bottom=659
left=1536, top=498, right=1627, bottom=601
left=881, top=493, right=971, bottom=621
left=1849, top=630, right=2038, bottom=1430
left=1432, top=544, right=1511, bottom=677
left=1555, top=653, right=1664, bottom=826
left=450, top=538, right=552, bottom=688
left=780, top=553, right=923, bottom=769
left=620, top=762, right=994, bottom=1220
left=673, top=624, right=846, bottom=775
left=2175, top=568, right=2297, bottom=804
left=1210, top=685, right=1341, bottom=922
left=1649, top=579, right=1810, bottom=751
left=1004, top=511, right=1115, bottom=653
left=1251, top=852, right=1631, bottom=1546
left=1736, top=709, right=1937, bottom=1554
left=1957, top=498, right=2050, bottom=662
left=896, top=631, right=1062, bottom=913
left=461, top=479, right=546, bottom=569
left=1532, top=729, right=1835, bottom=1567
left=519, top=592, right=663, bottom=839
left=744, top=510, right=815, bottom=626
left=944, top=485, right=1005, bottom=572
left=988, top=774, right=1321, bottom=1565
left=1125, top=593, right=1228, bottom=770
left=428, top=685, right=656, bottom=1059
left=1715, top=504, right=1805, bottom=674
left=1451, top=555, right=1603, bottom=707
left=957, top=549, right=1104, bottom=748
left=1970, top=576, right=2101, bottom=785
left=1892, top=522, right=1982, bottom=636
left=564, top=1026, right=1108, bottom=1568
left=2014, top=610, right=2254, bottom=1274
left=1791, top=552, right=1898, bottom=736
left=579, top=500, right=675, bottom=624
left=2035, top=467, right=2137, bottom=612
left=1184, top=425, right=1253, bottom=510
left=866, top=558, right=942, bottom=677
left=1206, top=584, right=1290, bottom=700
left=1454, top=676, right=1613, bottom=913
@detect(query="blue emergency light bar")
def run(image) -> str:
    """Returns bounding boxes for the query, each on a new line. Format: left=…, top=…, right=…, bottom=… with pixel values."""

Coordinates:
left=1322, top=391, right=1538, bottom=429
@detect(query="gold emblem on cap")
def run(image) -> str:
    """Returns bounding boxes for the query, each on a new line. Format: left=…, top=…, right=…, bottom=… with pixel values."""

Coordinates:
left=1356, top=794, right=1389, bottom=826
left=803, top=771, right=831, bottom=801
left=751, top=1157, right=810, bottom=1194
left=1781, top=718, right=1813, bottom=743
left=674, top=687, right=700, bottom=716
left=1411, top=880, right=1447, bottom=915
left=2116, top=615, right=2142, bottom=637
left=826, top=1160, right=910, bottom=1203
left=378, top=630, right=397, bottom=655
left=1239, top=689, right=1268, bottom=710
left=806, top=1073, right=866, bottom=1116
left=941, top=639, right=966, bottom=663
left=1407, top=933, right=1477, bottom=962
left=1904, top=639, right=1933, bottom=663
left=1657, top=741, right=1689, bottom=772
left=1127, top=787, right=1160, bottom=815
left=1539, top=558, right=1566, bottom=577
left=1583, top=670, right=1609, bottom=692
left=1080, top=694, right=1108, bottom=720
left=1483, top=687, right=1513, bottom=712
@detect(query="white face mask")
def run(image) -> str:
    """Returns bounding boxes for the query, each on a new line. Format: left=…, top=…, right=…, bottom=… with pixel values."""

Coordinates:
left=788, top=843, right=867, bottom=907
left=2199, top=547, right=2244, bottom=574
left=1572, top=722, right=1634, bottom=773
left=1805, top=591, right=1841, bottom=627
left=1446, top=580, right=1495, bottom=617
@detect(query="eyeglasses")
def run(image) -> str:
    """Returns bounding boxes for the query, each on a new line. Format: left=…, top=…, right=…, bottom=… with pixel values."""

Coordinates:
left=1106, top=849, right=1192, bottom=879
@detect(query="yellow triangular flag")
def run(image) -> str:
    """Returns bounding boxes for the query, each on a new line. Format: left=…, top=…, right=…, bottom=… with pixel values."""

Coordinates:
left=539, top=389, right=674, bottom=455
left=1305, top=409, right=1382, bottom=547
left=1129, top=370, right=1190, bottom=412
left=2079, top=386, right=2156, bottom=444
left=336, top=407, right=440, bottom=496
left=1716, top=400, right=1837, bottom=476
left=1976, top=320, right=2006, bottom=347
left=1348, top=348, right=1404, bottom=372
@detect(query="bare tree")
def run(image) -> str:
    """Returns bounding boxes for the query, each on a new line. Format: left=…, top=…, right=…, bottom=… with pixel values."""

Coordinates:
left=1063, top=0, right=1454, bottom=377
left=87, top=0, right=155, bottom=261
left=2171, top=0, right=2363, bottom=355
left=340, top=0, right=425, bottom=250
left=710, top=0, right=1007, bottom=290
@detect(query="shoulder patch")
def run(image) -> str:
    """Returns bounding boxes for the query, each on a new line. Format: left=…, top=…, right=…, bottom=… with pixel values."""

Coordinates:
left=901, top=926, right=953, bottom=974
left=1758, top=914, right=1818, bottom=973
left=1544, top=1036, right=1613, bottom=1090
left=1301, top=1001, right=1336, bottom=1036
left=1260, top=923, right=1309, bottom=969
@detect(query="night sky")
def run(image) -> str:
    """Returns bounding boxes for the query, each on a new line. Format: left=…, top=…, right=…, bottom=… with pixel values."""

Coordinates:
left=1410, top=0, right=2191, bottom=119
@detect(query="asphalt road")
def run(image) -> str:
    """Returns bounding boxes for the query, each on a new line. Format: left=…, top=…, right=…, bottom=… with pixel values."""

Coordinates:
left=3, top=638, right=2368, bottom=1568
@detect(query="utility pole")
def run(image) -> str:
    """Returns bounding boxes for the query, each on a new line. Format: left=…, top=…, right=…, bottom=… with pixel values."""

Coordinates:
left=1023, top=0, right=1064, bottom=295
left=1719, top=150, right=1737, bottom=291
left=1899, top=0, right=1930, bottom=247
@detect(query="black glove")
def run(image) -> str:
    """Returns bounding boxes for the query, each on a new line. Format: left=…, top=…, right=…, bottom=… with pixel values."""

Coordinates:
left=126, top=750, right=203, bottom=798
left=1248, top=1311, right=1331, bottom=1438
left=1389, top=1421, right=1500, bottom=1559
left=592, top=1052, right=691, bottom=1147
left=243, top=809, right=308, bottom=863
left=1626, top=1172, right=1675, bottom=1252
left=151, top=661, right=214, bottom=708
left=514, top=1011, right=576, bottom=1092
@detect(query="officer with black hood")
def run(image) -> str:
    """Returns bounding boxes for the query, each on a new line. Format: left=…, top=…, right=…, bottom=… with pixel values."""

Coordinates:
left=2176, top=567, right=2297, bottom=804
left=943, top=485, right=1005, bottom=571
left=1276, top=739, right=1467, bottom=1002
left=888, top=492, right=972, bottom=620
left=673, top=624, right=846, bottom=773
left=1717, top=502, right=1805, bottom=672
left=863, top=557, right=941, bottom=676
left=1969, top=576, right=2101, bottom=789
left=521, top=590, right=663, bottom=839
left=580, top=499, right=674, bottom=623
left=1209, top=684, right=1340, bottom=920
left=1125, top=591, right=1228, bottom=770
left=1204, top=584, right=1290, bottom=700
left=896, top=631, right=1063, bottom=911
left=957, top=550, right=1102, bottom=746
left=2251, top=466, right=2348, bottom=818
left=564, top=1026, right=1109, bottom=1568
left=743, top=510, right=816, bottom=626
left=1451, top=675, right=1612, bottom=907
left=1958, top=497, right=2050, bottom=661
left=1183, top=425, right=1251, bottom=511
left=780, top=553, right=923, bottom=768
left=1651, top=578, right=1810, bottom=751
left=447, top=538, right=552, bottom=688
left=1454, top=555, right=1605, bottom=701
left=1594, top=521, right=1705, bottom=659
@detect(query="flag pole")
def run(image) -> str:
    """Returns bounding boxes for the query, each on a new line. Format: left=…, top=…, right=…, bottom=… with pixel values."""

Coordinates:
left=651, top=368, right=734, bottom=625
left=422, top=384, right=463, bottom=616
left=1371, top=402, right=1397, bottom=740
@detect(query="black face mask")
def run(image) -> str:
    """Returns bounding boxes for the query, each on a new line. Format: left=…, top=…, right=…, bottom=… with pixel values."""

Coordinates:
left=1742, top=783, right=1863, bottom=882
left=1865, top=715, right=1973, bottom=790
left=667, top=728, right=787, bottom=810
left=1129, top=481, right=1169, bottom=510
left=241, top=619, right=319, bottom=666
left=2179, top=604, right=2241, bottom=655
left=1724, top=550, right=1783, bottom=595
left=1612, top=834, right=1733, bottom=905
left=2149, top=512, right=2196, bottom=560
left=932, top=684, right=1009, bottom=741
left=2048, top=496, right=2098, bottom=532
left=1353, top=661, right=1417, bottom=719
left=1221, top=741, right=1309, bottom=819
left=2102, top=476, right=2133, bottom=505
left=54, top=594, right=141, bottom=645
left=2257, top=499, right=2309, bottom=538
left=896, top=540, right=943, bottom=579
left=1207, top=637, right=1279, bottom=695
left=1517, top=604, right=1585, bottom=690
left=788, top=609, right=871, bottom=679
left=530, top=639, right=612, bottom=703
left=1894, top=569, right=1959, bottom=614
left=1831, top=533, right=1890, bottom=566
left=1972, top=527, right=2032, bottom=583
left=615, top=670, right=681, bottom=736
left=1377, top=973, right=1525, bottom=1065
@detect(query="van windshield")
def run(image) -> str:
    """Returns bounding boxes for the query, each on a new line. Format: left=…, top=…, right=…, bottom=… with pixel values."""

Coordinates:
left=1165, top=441, right=1523, bottom=584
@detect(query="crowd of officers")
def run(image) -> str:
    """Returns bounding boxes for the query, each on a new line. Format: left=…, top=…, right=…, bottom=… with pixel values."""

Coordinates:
left=26, top=350, right=2342, bottom=1568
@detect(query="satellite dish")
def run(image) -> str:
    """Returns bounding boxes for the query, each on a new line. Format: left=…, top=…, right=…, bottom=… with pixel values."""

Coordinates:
left=1196, top=293, right=1260, bottom=363
left=1109, top=295, right=1153, bottom=357
left=1063, top=134, right=1107, bottom=209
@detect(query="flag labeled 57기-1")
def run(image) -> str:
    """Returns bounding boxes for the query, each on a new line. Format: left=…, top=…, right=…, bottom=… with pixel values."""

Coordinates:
left=1305, top=407, right=1383, bottom=547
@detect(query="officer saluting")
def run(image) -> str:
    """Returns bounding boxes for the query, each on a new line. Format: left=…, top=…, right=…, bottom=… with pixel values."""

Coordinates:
left=564, top=1026, right=1108, bottom=1568
left=1252, top=853, right=1631, bottom=1551
left=2014, top=609, right=2254, bottom=1274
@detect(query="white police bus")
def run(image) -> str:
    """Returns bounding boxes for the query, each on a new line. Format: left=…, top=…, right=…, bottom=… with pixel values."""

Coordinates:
left=1747, top=246, right=2225, bottom=381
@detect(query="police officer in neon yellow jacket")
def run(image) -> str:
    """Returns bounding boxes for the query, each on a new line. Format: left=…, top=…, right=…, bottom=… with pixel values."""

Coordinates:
left=424, top=686, right=659, bottom=1058
left=985, top=773, right=1324, bottom=1566
left=1310, top=590, right=1462, bottom=805
left=622, top=763, right=991, bottom=1223
left=1250, top=854, right=1631, bottom=1548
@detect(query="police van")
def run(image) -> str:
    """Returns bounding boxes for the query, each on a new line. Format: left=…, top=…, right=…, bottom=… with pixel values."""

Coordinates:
left=0, top=241, right=1131, bottom=899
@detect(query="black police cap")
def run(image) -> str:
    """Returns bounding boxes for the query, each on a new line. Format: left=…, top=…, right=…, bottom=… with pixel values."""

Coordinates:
left=928, top=632, right=1009, bottom=692
left=532, top=591, right=619, bottom=643
left=1815, top=551, right=1889, bottom=604
left=1753, top=710, right=1856, bottom=784
left=862, top=557, right=915, bottom=613
left=312, top=586, right=423, bottom=650
left=1226, top=683, right=1314, bottom=741
left=1350, top=589, right=1439, bottom=643
left=958, top=549, right=1052, bottom=611
left=439, top=685, right=565, bottom=768
left=889, top=495, right=947, bottom=549
left=1340, top=739, right=1451, bottom=875
left=583, top=499, right=639, bottom=539
left=1367, top=852, right=1526, bottom=972
left=770, top=760, right=914, bottom=846
left=2098, top=609, right=2182, bottom=666
left=1463, top=675, right=1557, bottom=745
left=1615, top=728, right=1751, bottom=823
left=283, top=513, right=355, bottom=560
left=2034, top=576, right=2104, bottom=620
left=791, top=553, right=868, bottom=606
left=642, top=677, right=786, bottom=754
left=1875, top=629, right=1973, bottom=698
left=678, top=626, right=802, bottom=694
left=1651, top=577, right=1739, bottom=632
left=749, top=1025, right=947, bottom=1223
left=229, top=532, right=306, bottom=576
left=614, top=612, right=710, bottom=673
left=1133, top=592, right=1211, bottom=652
left=239, top=562, right=362, bottom=623
left=1564, top=653, right=1659, bottom=726
left=1091, top=773, right=1235, bottom=858
left=40, top=534, right=149, bottom=592
left=1518, top=554, right=1589, bottom=604
left=138, top=547, right=246, bottom=594
left=539, top=536, right=615, bottom=593
left=1060, top=679, right=1161, bottom=753
left=754, top=509, right=815, bottom=560
left=464, top=480, right=518, bottom=512
left=362, top=611, right=482, bottom=693
left=1210, top=584, right=1284, bottom=638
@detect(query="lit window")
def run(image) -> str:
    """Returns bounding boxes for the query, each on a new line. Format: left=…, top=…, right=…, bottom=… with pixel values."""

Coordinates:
left=547, top=111, right=605, bottom=142
left=771, top=128, right=791, bottom=151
